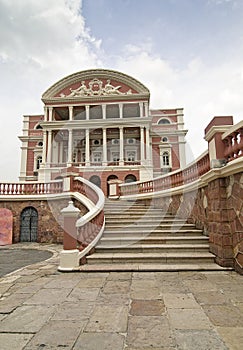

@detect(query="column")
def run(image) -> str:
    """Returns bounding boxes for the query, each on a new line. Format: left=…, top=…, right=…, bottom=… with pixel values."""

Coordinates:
left=44, top=106, right=48, bottom=122
left=48, top=107, right=53, bottom=121
left=19, top=142, right=28, bottom=180
left=119, top=103, right=123, bottom=119
left=85, top=129, right=90, bottom=165
left=145, top=127, right=151, bottom=165
left=119, top=127, right=124, bottom=165
left=52, top=138, right=58, bottom=164
left=59, top=141, right=64, bottom=163
left=42, top=130, right=47, bottom=164
left=67, top=129, right=73, bottom=166
left=140, top=127, right=145, bottom=164
left=47, top=130, right=52, bottom=164
left=102, top=128, right=107, bottom=165
left=102, top=104, right=106, bottom=119
left=69, top=106, right=74, bottom=121
left=85, top=105, right=90, bottom=120
left=144, top=102, right=149, bottom=118
left=139, top=102, right=143, bottom=118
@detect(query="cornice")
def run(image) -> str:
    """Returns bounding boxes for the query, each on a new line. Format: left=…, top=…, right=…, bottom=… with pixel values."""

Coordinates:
left=204, top=126, right=231, bottom=142
left=40, top=117, right=152, bottom=130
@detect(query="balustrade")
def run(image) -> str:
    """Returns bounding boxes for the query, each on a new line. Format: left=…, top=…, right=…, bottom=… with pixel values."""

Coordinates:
left=0, top=180, right=63, bottom=195
left=223, top=124, right=243, bottom=161
left=119, top=152, right=210, bottom=197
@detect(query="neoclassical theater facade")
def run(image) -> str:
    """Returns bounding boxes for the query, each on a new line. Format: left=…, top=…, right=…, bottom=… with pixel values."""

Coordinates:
left=19, top=69, right=188, bottom=196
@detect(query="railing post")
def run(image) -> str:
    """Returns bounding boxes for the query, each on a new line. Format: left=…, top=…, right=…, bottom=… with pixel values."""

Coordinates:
left=204, top=116, right=233, bottom=168
left=108, top=179, right=123, bottom=198
left=58, top=200, right=80, bottom=271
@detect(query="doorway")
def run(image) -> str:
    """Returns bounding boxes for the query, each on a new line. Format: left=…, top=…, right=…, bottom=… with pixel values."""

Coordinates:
left=20, top=207, right=38, bottom=242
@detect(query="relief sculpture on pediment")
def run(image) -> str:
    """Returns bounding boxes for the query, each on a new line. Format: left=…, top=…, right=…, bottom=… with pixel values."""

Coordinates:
left=60, top=78, right=132, bottom=97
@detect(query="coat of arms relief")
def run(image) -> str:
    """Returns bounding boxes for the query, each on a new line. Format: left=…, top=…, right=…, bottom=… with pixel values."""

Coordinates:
left=59, top=78, right=133, bottom=97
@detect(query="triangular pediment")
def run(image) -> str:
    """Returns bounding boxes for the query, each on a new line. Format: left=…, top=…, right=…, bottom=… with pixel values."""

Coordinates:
left=42, top=69, right=150, bottom=102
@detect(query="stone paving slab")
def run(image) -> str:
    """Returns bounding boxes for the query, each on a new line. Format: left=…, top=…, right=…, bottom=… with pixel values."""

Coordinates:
left=0, top=333, right=33, bottom=350
left=84, top=305, right=128, bottom=332
left=73, top=332, right=125, bottom=350
left=0, top=243, right=242, bottom=350
left=174, top=329, right=228, bottom=350
left=126, top=315, right=175, bottom=348
left=0, top=304, right=56, bottom=332
left=24, top=320, right=84, bottom=349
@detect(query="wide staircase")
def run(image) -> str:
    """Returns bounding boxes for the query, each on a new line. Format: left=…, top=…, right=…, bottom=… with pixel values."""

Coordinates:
left=80, top=200, right=228, bottom=271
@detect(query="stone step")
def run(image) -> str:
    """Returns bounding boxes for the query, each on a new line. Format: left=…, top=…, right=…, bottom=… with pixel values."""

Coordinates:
left=104, top=206, right=163, bottom=211
left=105, top=207, right=163, bottom=211
left=105, top=217, right=188, bottom=222
left=86, top=252, right=215, bottom=265
left=96, top=243, right=210, bottom=253
left=99, top=235, right=209, bottom=245
left=79, top=263, right=232, bottom=272
left=104, top=229, right=204, bottom=235
left=105, top=223, right=196, bottom=229
left=105, top=212, right=176, bottom=216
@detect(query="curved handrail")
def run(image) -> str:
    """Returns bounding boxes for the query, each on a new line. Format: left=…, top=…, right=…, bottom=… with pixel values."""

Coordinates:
left=73, top=177, right=105, bottom=260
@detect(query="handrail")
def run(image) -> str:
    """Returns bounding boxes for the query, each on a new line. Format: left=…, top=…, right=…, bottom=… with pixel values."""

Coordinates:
left=73, top=177, right=105, bottom=260
left=119, top=151, right=210, bottom=197
left=0, top=180, right=63, bottom=195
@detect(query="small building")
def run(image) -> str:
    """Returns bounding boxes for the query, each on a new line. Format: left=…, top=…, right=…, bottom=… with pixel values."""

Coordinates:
left=19, top=69, right=187, bottom=196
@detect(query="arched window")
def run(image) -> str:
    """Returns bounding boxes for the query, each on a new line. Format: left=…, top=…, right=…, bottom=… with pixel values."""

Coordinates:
left=89, top=175, right=101, bottom=188
left=36, top=156, right=42, bottom=170
left=158, top=118, right=170, bottom=125
left=162, top=152, right=170, bottom=166
left=125, top=174, right=137, bottom=183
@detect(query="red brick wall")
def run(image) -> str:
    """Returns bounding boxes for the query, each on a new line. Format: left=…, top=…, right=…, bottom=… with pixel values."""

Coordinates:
left=0, top=198, right=87, bottom=244
left=154, top=173, right=243, bottom=274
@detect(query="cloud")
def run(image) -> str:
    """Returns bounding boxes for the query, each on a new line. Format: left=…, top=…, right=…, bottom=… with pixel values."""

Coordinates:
left=112, top=44, right=243, bottom=159
left=0, top=0, right=103, bottom=180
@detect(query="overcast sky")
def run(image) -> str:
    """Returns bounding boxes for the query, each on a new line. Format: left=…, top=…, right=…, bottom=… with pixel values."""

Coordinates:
left=0, top=0, right=243, bottom=181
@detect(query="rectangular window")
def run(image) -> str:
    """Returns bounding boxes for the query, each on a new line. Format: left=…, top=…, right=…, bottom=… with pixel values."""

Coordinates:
left=112, top=152, right=120, bottom=162
left=92, top=152, right=102, bottom=162
left=126, top=150, right=136, bottom=162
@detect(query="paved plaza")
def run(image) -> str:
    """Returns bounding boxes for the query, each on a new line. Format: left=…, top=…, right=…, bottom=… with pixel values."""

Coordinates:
left=0, top=243, right=242, bottom=349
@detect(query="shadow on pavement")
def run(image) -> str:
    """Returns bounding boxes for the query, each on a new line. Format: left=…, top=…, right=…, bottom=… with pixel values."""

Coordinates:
left=0, top=248, right=53, bottom=277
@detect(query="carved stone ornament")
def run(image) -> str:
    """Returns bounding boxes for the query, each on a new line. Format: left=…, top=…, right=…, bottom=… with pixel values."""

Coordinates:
left=59, top=78, right=132, bottom=97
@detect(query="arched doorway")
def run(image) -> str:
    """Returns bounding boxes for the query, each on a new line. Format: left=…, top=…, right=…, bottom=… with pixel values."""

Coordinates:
left=107, top=174, right=118, bottom=197
left=20, top=207, right=38, bottom=242
left=125, top=174, right=137, bottom=183
left=89, top=175, right=101, bottom=188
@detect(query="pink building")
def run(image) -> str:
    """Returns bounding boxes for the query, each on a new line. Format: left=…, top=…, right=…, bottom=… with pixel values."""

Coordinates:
left=19, top=69, right=187, bottom=196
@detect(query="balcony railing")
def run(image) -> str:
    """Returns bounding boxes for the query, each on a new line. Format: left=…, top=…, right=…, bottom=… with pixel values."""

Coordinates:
left=0, top=180, right=63, bottom=195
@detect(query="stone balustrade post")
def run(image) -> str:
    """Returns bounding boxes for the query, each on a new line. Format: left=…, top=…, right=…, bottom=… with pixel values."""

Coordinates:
left=108, top=179, right=123, bottom=198
left=58, top=200, right=80, bottom=271
left=204, top=116, right=233, bottom=168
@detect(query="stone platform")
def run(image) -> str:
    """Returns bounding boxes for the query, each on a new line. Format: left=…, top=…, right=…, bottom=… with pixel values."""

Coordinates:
left=0, top=243, right=242, bottom=349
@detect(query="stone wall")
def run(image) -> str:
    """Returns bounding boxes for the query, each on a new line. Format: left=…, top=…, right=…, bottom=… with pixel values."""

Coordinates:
left=0, top=197, right=87, bottom=244
left=154, top=173, right=243, bottom=274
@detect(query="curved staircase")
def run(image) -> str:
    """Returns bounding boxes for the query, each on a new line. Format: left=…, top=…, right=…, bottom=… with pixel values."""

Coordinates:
left=79, top=200, right=229, bottom=272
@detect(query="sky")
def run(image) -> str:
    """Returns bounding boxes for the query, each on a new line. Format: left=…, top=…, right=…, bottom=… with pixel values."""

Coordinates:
left=0, top=0, right=243, bottom=181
